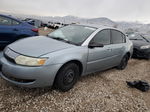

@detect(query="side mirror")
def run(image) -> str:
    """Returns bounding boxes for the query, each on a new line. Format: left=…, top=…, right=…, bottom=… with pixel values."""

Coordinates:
left=88, top=42, right=104, bottom=48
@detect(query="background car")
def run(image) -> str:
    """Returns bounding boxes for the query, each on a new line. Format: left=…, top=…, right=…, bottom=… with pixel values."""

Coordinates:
left=23, top=18, right=42, bottom=28
left=1, top=25, right=133, bottom=92
left=47, top=21, right=64, bottom=29
left=128, top=33, right=150, bottom=59
left=0, top=14, right=39, bottom=47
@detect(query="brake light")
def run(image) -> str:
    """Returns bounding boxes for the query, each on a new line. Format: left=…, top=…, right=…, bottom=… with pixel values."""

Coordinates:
left=31, top=28, right=38, bottom=33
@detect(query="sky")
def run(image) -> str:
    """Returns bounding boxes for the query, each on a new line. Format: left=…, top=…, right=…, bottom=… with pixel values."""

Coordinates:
left=0, top=0, right=150, bottom=23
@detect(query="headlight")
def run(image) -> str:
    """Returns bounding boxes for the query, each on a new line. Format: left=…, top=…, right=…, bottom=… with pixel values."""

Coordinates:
left=15, top=55, right=47, bottom=66
left=140, top=45, right=150, bottom=49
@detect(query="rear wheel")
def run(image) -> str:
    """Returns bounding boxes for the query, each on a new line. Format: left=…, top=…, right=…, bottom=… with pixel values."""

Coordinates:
left=54, top=63, right=79, bottom=92
left=117, top=54, right=129, bottom=70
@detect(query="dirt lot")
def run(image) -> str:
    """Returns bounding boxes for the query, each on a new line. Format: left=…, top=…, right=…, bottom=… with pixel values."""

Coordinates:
left=0, top=28, right=150, bottom=112
left=39, top=27, right=54, bottom=36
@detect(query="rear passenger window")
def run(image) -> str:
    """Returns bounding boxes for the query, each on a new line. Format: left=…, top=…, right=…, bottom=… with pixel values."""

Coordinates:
left=12, top=20, right=20, bottom=25
left=111, top=30, right=125, bottom=44
left=91, top=29, right=111, bottom=45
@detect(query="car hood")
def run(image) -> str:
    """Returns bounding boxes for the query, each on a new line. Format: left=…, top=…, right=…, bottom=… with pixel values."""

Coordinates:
left=131, top=40, right=150, bottom=48
left=8, top=36, right=74, bottom=57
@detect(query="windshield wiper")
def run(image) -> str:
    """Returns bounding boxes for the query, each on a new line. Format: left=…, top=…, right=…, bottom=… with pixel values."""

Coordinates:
left=64, top=40, right=79, bottom=45
left=51, top=37, right=66, bottom=41
left=130, top=39, right=143, bottom=40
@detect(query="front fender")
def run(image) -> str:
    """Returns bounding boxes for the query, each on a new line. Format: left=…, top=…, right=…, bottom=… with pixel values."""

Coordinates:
left=42, top=46, right=88, bottom=75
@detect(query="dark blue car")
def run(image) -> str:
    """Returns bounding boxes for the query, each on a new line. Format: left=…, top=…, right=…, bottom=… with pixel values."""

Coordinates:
left=0, top=14, right=38, bottom=47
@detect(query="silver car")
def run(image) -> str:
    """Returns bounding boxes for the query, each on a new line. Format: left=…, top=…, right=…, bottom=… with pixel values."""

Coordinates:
left=0, top=25, right=133, bottom=91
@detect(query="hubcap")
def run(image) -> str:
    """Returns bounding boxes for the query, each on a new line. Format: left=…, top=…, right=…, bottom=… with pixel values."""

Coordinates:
left=63, top=69, right=75, bottom=85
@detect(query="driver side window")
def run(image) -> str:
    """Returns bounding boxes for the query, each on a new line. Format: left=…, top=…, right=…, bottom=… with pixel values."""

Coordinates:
left=91, top=29, right=111, bottom=45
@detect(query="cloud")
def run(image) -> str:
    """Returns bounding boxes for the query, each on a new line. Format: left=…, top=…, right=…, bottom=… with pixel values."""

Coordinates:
left=0, top=0, right=150, bottom=23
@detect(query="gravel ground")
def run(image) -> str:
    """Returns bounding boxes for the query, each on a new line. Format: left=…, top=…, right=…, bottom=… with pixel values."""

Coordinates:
left=0, top=28, right=150, bottom=112
left=39, top=27, right=53, bottom=36
left=0, top=59, right=150, bottom=112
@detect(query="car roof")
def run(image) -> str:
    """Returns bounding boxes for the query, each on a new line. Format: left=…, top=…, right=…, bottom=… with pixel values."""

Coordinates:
left=73, top=23, right=122, bottom=32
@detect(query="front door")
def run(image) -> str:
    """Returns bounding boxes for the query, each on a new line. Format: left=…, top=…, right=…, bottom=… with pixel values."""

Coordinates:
left=86, top=29, right=115, bottom=73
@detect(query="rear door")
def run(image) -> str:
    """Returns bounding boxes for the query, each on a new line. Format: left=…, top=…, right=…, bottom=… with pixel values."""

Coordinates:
left=0, top=16, right=20, bottom=45
left=110, top=29, right=126, bottom=65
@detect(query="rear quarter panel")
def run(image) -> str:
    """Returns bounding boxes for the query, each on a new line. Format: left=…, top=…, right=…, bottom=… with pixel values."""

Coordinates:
left=125, top=37, right=133, bottom=58
left=19, top=22, right=38, bottom=36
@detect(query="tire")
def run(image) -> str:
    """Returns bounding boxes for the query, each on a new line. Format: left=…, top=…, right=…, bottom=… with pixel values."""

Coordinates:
left=146, top=54, right=150, bottom=60
left=117, top=54, right=129, bottom=70
left=54, top=63, right=79, bottom=92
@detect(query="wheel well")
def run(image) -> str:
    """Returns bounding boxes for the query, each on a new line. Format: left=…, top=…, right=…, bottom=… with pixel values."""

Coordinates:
left=61, top=60, right=83, bottom=76
left=126, top=52, right=131, bottom=59
left=56, top=60, right=83, bottom=78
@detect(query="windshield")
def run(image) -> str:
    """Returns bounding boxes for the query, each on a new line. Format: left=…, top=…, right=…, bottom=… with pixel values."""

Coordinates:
left=128, top=34, right=144, bottom=40
left=47, top=25, right=97, bottom=45
left=142, top=34, right=150, bottom=42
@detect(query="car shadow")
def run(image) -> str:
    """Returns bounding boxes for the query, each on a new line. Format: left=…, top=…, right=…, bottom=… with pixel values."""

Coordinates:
left=131, top=57, right=149, bottom=60
left=9, top=83, right=52, bottom=94
left=79, top=67, right=116, bottom=83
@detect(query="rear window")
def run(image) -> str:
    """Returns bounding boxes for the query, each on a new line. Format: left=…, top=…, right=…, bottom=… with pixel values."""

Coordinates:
left=12, top=20, right=20, bottom=25
left=111, top=30, right=126, bottom=44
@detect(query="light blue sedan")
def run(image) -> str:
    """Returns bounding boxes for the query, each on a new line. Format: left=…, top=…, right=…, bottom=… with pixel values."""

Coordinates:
left=0, top=25, right=133, bottom=91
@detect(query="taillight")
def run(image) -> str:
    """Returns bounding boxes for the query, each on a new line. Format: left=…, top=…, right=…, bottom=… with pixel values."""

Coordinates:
left=31, top=28, right=38, bottom=33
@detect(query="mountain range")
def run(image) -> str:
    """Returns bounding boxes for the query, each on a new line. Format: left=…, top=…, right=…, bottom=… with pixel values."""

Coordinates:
left=1, top=12, right=150, bottom=34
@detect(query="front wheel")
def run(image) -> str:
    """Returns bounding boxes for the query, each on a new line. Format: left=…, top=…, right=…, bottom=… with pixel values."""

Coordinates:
left=117, top=55, right=129, bottom=70
left=54, top=63, right=79, bottom=92
left=146, top=54, right=150, bottom=60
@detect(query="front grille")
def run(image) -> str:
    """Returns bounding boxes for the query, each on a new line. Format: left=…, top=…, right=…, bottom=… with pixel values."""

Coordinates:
left=2, top=72, right=35, bottom=83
